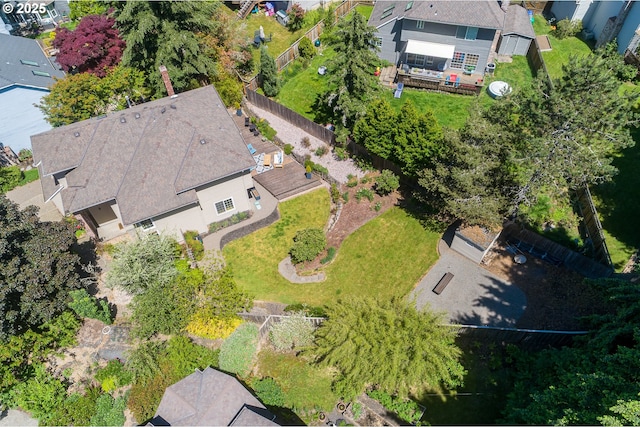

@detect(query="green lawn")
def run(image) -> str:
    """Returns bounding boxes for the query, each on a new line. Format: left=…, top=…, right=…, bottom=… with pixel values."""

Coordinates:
left=591, top=128, right=640, bottom=270
left=256, top=349, right=337, bottom=418
left=355, top=4, right=374, bottom=21
left=532, top=14, right=593, bottom=80
left=224, top=190, right=441, bottom=306
left=19, top=168, right=39, bottom=186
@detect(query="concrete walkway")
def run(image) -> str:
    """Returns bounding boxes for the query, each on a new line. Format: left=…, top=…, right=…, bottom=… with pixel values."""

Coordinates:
left=411, top=244, right=527, bottom=328
left=278, top=256, right=325, bottom=283
left=203, top=181, right=278, bottom=252
left=0, top=410, right=38, bottom=426
left=5, top=180, right=63, bottom=222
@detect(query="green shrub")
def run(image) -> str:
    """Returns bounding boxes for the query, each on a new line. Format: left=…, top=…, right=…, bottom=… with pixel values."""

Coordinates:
left=251, top=117, right=277, bottom=141
left=342, top=192, right=349, bottom=203
left=252, top=377, right=286, bottom=407
left=375, top=170, right=400, bottom=195
left=68, top=289, right=113, bottom=324
left=90, top=394, right=126, bottom=426
left=287, top=3, right=305, bottom=31
left=284, top=144, right=294, bottom=155
left=284, top=303, right=326, bottom=317
left=320, top=247, right=336, bottom=264
left=219, top=323, right=259, bottom=377
left=367, top=389, right=423, bottom=424
left=18, top=148, right=32, bottom=162
left=351, top=402, right=362, bottom=419
left=355, top=188, right=374, bottom=202
left=10, top=364, right=67, bottom=424
left=269, top=312, right=315, bottom=351
left=95, top=359, right=133, bottom=391
left=360, top=176, right=370, bottom=184
left=208, top=211, right=251, bottom=233
left=334, top=147, right=348, bottom=161
left=298, top=36, right=316, bottom=59
left=301, top=136, right=311, bottom=148
left=554, top=19, right=582, bottom=39
left=346, top=179, right=358, bottom=188
left=49, top=387, right=101, bottom=426
left=374, top=202, right=382, bottom=212
left=312, top=163, right=329, bottom=175
left=0, top=165, right=23, bottom=193
left=183, top=230, right=204, bottom=261
left=315, top=145, right=328, bottom=157
left=330, top=184, right=340, bottom=204
left=212, top=69, right=243, bottom=108
left=289, top=227, right=326, bottom=264
left=165, top=335, right=220, bottom=379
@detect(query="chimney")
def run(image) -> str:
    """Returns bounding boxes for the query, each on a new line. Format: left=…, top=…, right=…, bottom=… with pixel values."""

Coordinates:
left=501, top=0, right=510, bottom=12
left=158, top=65, right=175, bottom=97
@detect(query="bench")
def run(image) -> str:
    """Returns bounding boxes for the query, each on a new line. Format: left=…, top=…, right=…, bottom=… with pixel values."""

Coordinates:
left=433, top=272, right=454, bottom=295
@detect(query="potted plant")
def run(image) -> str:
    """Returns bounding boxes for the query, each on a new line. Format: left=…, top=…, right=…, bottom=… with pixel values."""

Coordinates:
left=318, top=412, right=326, bottom=422
left=305, top=165, right=312, bottom=179
left=235, top=102, right=243, bottom=116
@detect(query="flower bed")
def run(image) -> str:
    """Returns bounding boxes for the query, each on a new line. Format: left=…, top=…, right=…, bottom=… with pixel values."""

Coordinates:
left=208, top=211, right=252, bottom=233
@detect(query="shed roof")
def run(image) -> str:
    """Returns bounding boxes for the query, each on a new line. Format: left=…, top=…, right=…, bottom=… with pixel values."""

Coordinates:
left=502, top=4, right=536, bottom=38
left=31, top=85, right=255, bottom=225
left=370, top=0, right=505, bottom=30
left=0, top=34, right=65, bottom=91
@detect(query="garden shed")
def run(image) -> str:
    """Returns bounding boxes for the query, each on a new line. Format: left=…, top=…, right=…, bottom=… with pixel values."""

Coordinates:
left=498, top=4, right=536, bottom=56
left=451, top=225, right=501, bottom=264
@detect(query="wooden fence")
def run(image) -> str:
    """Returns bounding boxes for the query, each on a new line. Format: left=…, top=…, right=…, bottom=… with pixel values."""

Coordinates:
left=575, top=186, right=613, bottom=268
left=275, top=22, right=324, bottom=71
left=239, top=313, right=325, bottom=344
left=246, top=89, right=336, bottom=144
left=454, top=324, right=587, bottom=352
left=526, top=36, right=554, bottom=88
left=502, top=222, right=614, bottom=278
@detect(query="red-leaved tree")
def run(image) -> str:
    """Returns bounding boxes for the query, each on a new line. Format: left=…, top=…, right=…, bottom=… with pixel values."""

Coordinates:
left=53, top=14, right=125, bottom=77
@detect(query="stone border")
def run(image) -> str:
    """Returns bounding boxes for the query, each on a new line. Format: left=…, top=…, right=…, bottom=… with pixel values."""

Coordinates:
left=278, top=256, right=326, bottom=283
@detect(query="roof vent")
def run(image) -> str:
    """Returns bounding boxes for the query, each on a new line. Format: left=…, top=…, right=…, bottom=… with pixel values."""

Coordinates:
left=135, top=113, right=141, bottom=119
left=200, top=139, right=207, bottom=145
left=74, top=132, right=80, bottom=137
left=161, top=107, right=166, bottom=114
left=170, top=104, right=176, bottom=109
left=120, top=116, right=126, bottom=123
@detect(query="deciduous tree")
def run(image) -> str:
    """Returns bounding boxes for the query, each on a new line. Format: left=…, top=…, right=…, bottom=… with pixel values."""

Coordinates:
left=310, top=297, right=465, bottom=399
left=54, top=14, right=125, bottom=77
left=286, top=3, right=305, bottom=32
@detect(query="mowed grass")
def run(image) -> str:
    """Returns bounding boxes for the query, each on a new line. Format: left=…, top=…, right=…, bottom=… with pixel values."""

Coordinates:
left=224, top=190, right=441, bottom=306
left=256, top=349, right=337, bottom=415
left=532, top=14, right=593, bottom=80
left=591, top=128, right=640, bottom=270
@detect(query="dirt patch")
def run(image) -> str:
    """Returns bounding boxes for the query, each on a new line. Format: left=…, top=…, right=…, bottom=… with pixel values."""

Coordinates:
left=483, top=240, right=612, bottom=330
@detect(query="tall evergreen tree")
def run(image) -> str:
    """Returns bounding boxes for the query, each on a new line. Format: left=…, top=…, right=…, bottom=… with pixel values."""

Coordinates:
left=310, top=297, right=465, bottom=399
left=259, top=46, right=280, bottom=97
left=393, top=101, right=443, bottom=175
left=352, top=98, right=396, bottom=159
left=115, top=0, right=220, bottom=96
left=322, top=11, right=380, bottom=129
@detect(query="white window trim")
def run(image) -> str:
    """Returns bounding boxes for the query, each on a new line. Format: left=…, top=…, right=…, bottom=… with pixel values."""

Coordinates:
left=375, top=37, right=383, bottom=47
left=136, top=218, right=156, bottom=231
left=215, top=197, right=236, bottom=215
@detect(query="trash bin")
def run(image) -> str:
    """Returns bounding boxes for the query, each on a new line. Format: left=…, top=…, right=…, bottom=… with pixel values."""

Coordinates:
left=485, top=63, right=496, bottom=75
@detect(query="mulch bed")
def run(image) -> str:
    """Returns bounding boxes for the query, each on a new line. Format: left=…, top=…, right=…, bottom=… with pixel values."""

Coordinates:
left=483, top=240, right=612, bottom=330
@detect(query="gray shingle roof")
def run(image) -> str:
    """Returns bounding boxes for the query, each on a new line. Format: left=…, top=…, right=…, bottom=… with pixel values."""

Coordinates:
left=31, top=86, right=255, bottom=225
left=0, top=34, right=65, bottom=90
left=503, top=4, right=536, bottom=38
left=152, top=367, right=278, bottom=426
left=369, top=0, right=505, bottom=30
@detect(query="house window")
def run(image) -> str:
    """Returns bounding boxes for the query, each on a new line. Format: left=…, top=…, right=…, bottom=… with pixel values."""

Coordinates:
left=406, top=53, right=425, bottom=66
left=451, top=51, right=465, bottom=69
left=215, top=197, right=235, bottom=215
left=425, top=56, right=434, bottom=65
left=375, top=37, right=383, bottom=47
left=135, top=219, right=155, bottom=230
left=416, top=20, right=424, bottom=29
left=465, top=26, right=478, bottom=40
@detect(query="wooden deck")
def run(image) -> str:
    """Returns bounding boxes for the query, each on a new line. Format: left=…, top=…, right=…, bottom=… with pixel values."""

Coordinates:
left=253, top=162, right=322, bottom=200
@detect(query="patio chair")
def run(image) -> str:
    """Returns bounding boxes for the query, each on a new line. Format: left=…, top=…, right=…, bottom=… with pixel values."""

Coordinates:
left=245, top=116, right=250, bottom=126
left=455, top=76, right=460, bottom=88
left=247, top=144, right=257, bottom=155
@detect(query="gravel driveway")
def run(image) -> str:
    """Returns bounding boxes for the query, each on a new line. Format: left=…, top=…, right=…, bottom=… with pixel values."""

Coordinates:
left=411, top=247, right=527, bottom=327
left=246, top=103, right=363, bottom=183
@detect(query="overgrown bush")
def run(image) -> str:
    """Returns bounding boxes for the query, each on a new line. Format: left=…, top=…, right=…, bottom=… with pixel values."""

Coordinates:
left=49, top=387, right=101, bottom=426
left=269, top=312, right=315, bottom=351
left=284, top=144, right=294, bottom=155
left=375, top=170, right=400, bottom=195
left=68, top=289, right=113, bottom=324
left=289, top=227, right=326, bottom=263
left=355, top=188, right=374, bottom=202
left=251, top=117, right=277, bottom=140
left=252, top=377, right=286, bottom=407
left=208, top=211, right=251, bottom=233
left=334, top=147, right=348, bottom=161
left=95, top=359, right=132, bottom=392
left=342, top=192, right=349, bottom=203
left=312, top=163, right=329, bottom=175
left=90, top=393, right=126, bottom=426
left=183, top=230, right=204, bottom=261
left=367, top=389, right=423, bottom=424
left=18, top=149, right=32, bottom=162
left=212, top=67, right=243, bottom=108
left=10, top=364, right=67, bottom=424
left=185, top=313, right=244, bottom=340
left=165, top=335, right=220, bottom=379
left=284, top=303, right=326, bottom=317
left=219, top=323, right=259, bottom=377
left=330, top=184, right=340, bottom=204
left=298, top=36, right=316, bottom=59
left=0, top=165, right=23, bottom=193
left=321, top=247, right=336, bottom=264
left=315, top=145, right=328, bottom=157
left=554, top=19, right=582, bottom=39
left=287, top=3, right=305, bottom=31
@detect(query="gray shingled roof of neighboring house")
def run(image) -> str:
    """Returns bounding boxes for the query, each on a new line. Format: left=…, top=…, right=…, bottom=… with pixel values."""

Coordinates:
left=151, top=367, right=277, bottom=426
left=31, top=85, right=255, bottom=225
left=0, top=33, right=65, bottom=91
left=369, top=0, right=505, bottom=30
left=502, top=4, right=536, bottom=38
